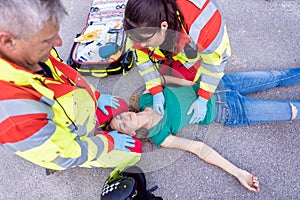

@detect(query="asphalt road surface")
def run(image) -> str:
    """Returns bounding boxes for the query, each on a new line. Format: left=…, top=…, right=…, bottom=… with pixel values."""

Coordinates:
left=0, top=0, right=299, bottom=199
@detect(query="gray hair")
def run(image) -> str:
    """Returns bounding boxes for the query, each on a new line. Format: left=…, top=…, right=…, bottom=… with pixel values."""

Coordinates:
left=0, top=0, right=67, bottom=39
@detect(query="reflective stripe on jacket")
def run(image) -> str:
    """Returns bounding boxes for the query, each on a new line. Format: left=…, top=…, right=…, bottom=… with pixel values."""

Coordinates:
left=134, top=0, right=231, bottom=100
left=0, top=50, right=120, bottom=170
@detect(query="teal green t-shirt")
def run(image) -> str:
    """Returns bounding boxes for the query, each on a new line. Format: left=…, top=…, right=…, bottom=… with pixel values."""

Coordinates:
left=139, top=84, right=215, bottom=146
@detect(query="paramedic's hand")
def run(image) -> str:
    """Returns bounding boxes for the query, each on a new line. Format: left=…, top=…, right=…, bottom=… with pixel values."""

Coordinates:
left=97, top=94, right=120, bottom=116
left=153, top=92, right=165, bottom=116
left=187, top=97, right=208, bottom=124
left=108, top=131, right=135, bottom=152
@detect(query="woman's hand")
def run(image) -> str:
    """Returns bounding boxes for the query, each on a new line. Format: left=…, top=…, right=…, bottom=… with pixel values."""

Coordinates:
left=161, top=135, right=261, bottom=193
left=237, top=169, right=260, bottom=192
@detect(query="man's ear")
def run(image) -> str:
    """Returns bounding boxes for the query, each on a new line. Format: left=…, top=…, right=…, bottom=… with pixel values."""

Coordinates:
left=0, top=32, right=17, bottom=50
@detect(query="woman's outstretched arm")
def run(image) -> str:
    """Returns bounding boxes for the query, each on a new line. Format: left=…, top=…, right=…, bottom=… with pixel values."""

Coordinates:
left=161, top=135, right=260, bottom=192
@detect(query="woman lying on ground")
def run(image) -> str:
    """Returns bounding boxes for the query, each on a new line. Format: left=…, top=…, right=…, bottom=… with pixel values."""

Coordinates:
left=109, top=68, right=300, bottom=192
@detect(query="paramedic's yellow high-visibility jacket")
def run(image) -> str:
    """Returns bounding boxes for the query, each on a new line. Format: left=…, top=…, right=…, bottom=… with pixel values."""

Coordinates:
left=0, top=50, right=140, bottom=170
left=134, top=0, right=231, bottom=100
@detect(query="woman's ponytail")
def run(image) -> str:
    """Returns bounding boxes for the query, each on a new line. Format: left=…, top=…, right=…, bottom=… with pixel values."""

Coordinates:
left=162, top=0, right=183, bottom=32
left=159, top=0, right=184, bottom=57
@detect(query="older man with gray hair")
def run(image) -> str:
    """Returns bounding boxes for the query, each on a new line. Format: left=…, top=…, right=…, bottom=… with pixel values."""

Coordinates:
left=0, top=0, right=141, bottom=173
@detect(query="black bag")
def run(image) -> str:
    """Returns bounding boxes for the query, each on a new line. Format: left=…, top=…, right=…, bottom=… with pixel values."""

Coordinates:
left=66, top=0, right=134, bottom=78
left=101, top=166, right=163, bottom=200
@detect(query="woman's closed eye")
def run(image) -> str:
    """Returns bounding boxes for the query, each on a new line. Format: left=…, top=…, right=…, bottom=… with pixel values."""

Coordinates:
left=115, top=115, right=126, bottom=132
left=120, top=123, right=126, bottom=131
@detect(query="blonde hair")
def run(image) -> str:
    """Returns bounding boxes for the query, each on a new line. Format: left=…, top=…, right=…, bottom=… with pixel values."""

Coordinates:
left=128, top=93, right=141, bottom=112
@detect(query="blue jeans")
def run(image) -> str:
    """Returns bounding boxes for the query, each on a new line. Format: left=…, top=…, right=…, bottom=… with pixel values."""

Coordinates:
left=213, top=68, right=300, bottom=126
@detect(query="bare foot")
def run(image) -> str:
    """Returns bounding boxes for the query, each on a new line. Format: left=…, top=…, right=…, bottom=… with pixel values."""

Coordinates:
left=237, top=169, right=260, bottom=192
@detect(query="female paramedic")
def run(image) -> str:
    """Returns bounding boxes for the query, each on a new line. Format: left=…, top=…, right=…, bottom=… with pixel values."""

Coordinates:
left=123, top=0, right=231, bottom=124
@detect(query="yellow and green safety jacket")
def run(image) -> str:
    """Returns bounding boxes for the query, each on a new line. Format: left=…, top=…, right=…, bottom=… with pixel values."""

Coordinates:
left=134, top=0, right=231, bottom=101
left=0, top=49, right=140, bottom=170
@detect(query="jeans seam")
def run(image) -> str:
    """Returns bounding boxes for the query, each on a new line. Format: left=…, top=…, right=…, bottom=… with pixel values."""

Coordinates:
left=239, top=72, right=300, bottom=94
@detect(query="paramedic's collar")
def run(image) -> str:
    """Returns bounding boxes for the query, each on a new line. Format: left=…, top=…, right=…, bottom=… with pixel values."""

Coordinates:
left=36, top=62, right=54, bottom=78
